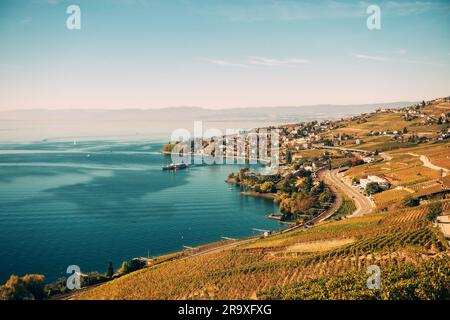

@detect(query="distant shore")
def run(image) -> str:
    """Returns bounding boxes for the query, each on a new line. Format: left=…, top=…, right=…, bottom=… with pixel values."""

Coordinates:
left=160, top=150, right=272, bottom=164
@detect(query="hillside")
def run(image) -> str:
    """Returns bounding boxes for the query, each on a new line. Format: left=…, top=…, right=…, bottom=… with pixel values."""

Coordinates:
left=72, top=202, right=449, bottom=300
left=71, top=99, right=450, bottom=300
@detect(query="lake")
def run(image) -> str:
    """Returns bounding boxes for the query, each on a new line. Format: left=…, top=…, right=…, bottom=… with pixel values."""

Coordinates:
left=0, top=140, right=280, bottom=282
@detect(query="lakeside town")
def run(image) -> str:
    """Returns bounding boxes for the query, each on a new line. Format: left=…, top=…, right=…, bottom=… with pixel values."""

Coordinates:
left=163, top=97, right=450, bottom=226
left=2, top=97, right=449, bottom=300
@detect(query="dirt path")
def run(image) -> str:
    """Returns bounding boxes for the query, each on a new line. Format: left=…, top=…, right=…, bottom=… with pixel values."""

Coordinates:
left=418, top=155, right=448, bottom=176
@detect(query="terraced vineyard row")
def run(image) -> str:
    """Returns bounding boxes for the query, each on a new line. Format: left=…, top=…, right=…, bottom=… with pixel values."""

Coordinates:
left=373, top=188, right=412, bottom=208
left=258, top=256, right=450, bottom=300
left=74, top=200, right=449, bottom=300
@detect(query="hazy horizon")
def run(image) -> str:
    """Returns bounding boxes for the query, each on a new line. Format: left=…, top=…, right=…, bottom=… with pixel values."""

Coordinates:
left=0, top=100, right=418, bottom=111
left=0, top=101, right=414, bottom=142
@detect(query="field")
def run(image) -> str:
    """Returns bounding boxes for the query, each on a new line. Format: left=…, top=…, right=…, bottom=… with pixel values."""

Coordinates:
left=343, top=141, right=448, bottom=211
left=373, top=188, right=412, bottom=209
left=390, top=143, right=450, bottom=170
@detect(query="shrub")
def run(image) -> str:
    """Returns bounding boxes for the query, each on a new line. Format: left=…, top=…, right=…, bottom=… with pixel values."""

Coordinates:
left=44, top=277, right=70, bottom=298
left=365, top=182, right=382, bottom=195
left=404, top=196, right=420, bottom=207
left=120, top=259, right=146, bottom=275
left=81, top=272, right=109, bottom=287
left=426, top=202, right=442, bottom=221
left=0, top=274, right=45, bottom=300
left=162, top=143, right=176, bottom=152
left=106, top=261, right=114, bottom=279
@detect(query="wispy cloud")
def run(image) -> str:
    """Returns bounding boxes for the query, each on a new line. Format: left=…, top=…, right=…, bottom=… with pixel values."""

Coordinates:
left=204, top=59, right=248, bottom=68
left=205, top=56, right=309, bottom=68
left=352, top=53, right=389, bottom=62
left=352, top=52, right=445, bottom=66
left=248, top=56, right=309, bottom=66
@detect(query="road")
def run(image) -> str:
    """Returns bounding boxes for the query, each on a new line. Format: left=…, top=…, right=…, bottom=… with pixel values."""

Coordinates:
left=419, top=155, right=449, bottom=176
left=325, top=168, right=375, bottom=217
left=314, top=169, right=343, bottom=223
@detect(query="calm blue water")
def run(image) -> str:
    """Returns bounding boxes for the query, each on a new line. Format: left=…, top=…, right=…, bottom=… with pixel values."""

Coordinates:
left=0, top=141, right=280, bottom=282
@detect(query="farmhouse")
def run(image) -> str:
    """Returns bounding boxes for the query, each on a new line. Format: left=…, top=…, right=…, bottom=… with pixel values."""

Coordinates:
left=359, top=175, right=390, bottom=189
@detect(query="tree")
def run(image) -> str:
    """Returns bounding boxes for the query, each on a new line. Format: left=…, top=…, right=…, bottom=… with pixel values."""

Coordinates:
left=351, top=157, right=364, bottom=167
left=0, top=274, right=45, bottom=300
left=260, top=181, right=275, bottom=193
left=402, top=127, right=408, bottom=134
left=312, top=181, right=325, bottom=195
left=106, top=261, right=114, bottom=279
left=403, top=196, right=419, bottom=207
left=44, top=277, right=69, bottom=298
left=237, top=168, right=249, bottom=183
left=426, top=202, right=442, bottom=222
left=301, top=175, right=313, bottom=194
left=285, top=151, right=292, bottom=165
left=365, top=182, right=382, bottom=195
left=162, top=143, right=176, bottom=153
left=120, top=259, right=146, bottom=275
left=319, top=191, right=332, bottom=203
left=81, top=272, right=108, bottom=287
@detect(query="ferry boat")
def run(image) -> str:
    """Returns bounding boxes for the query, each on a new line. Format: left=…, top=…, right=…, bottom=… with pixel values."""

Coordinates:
left=162, top=163, right=190, bottom=171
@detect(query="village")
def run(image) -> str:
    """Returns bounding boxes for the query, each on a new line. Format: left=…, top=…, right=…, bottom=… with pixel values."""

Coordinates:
left=192, top=97, right=450, bottom=224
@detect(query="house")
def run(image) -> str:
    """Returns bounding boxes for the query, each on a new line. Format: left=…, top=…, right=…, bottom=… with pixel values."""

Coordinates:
left=362, top=156, right=375, bottom=163
left=359, top=175, right=390, bottom=189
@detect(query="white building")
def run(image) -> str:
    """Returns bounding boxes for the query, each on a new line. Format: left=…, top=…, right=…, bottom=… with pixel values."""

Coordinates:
left=359, top=175, right=390, bottom=189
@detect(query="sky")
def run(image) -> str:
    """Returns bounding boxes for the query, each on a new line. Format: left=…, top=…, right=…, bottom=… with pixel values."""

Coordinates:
left=0, top=0, right=449, bottom=110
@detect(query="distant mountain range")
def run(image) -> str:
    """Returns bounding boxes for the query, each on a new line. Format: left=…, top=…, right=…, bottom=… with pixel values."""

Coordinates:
left=0, top=102, right=417, bottom=142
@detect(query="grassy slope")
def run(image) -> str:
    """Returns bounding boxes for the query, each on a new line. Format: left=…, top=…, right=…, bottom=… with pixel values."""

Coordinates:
left=74, top=201, right=449, bottom=300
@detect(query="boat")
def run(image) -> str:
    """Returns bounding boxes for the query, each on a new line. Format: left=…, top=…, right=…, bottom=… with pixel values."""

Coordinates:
left=162, top=163, right=190, bottom=171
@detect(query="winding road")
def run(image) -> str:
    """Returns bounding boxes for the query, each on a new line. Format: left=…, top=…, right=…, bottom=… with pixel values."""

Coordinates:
left=323, top=168, right=375, bottom=217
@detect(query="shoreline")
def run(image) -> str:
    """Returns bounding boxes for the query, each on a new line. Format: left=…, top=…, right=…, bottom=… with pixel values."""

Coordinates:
left=161, top=150, right=273, bottom=164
